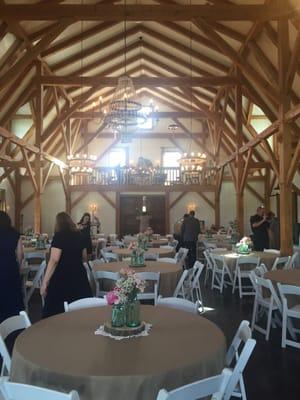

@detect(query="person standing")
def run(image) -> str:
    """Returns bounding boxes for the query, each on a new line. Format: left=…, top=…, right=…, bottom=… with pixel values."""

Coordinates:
left=250, top=206, right=270, bottom=251
left=181, top=210, right=200, bottom=268
left=173, top=214, right=189, bottom=251
left=78, top=212, right=93, bottom=258
left=0, top=211, right=24, bottom=323
left=267, top=211, right=280, bottom=250
left=41, top=212, right=92, bottom=318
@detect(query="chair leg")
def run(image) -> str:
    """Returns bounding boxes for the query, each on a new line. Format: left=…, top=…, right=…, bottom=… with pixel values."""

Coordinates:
left=220, top=269, right=225, bottom=293
left=251, top=297, right=258, bottom=330
left=211, top=268, right=215, bottom=290
left=281, top=311, right=287, bottom=348
left=232, top=269, right=237, bottom=294
left=266, top=303, right=273, bottom=341
left=238, top=270, right=242, bottom=299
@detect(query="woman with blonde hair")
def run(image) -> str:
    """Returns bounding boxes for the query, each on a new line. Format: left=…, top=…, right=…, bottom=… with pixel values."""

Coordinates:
left=41, top=212, right=92, bottom=318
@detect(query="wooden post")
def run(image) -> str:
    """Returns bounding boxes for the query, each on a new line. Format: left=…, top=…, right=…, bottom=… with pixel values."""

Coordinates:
left=14, top=169, right=21, bottom=230
left=215, top=167, right=224, bottom=228
left=278, top=16, right=293, bottom=255
left=165, top=191, right=170, bottom=234
left=34, top=61, right=43, bottom=233
left=235, top=74, right=244, bottom=236
left=264, top=168, right=271, bottom=211
left=116, top=192, right=120, bottom=237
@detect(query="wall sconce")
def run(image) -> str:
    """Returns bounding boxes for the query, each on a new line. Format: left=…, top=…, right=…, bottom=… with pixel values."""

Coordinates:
left=187, top=203, right=197, bottom=213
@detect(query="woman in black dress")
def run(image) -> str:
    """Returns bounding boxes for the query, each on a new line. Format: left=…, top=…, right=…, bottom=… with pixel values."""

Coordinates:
left=40, top=212, right=92, bottom=318
left=0, top=211, right=24, bottom=323
left=78, top=212, right=93, bottom=258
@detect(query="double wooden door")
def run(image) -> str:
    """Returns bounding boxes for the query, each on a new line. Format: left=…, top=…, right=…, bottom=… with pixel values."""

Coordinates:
left=119, top=195, right=166, bottom=237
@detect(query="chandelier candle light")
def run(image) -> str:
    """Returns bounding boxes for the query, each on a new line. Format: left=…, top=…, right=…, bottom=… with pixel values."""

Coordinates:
left=179, top=152, right=207, bottom=172
left=67, top=154, right=96, bottom=175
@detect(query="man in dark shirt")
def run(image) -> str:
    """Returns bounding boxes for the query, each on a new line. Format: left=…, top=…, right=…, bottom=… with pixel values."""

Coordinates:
left=181, top=210, right=200, bottom=268
left=250, top=206, right=269, bottom=251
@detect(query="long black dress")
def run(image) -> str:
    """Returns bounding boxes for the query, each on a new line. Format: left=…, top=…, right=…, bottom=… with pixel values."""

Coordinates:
left=42, top=230, right=92, bottom=318
left=80, top=224, right=93, bottom=256
left=0, top=228, right=24, bottom=323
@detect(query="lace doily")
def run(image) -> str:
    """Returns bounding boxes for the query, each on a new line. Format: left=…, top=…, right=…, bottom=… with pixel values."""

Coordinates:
left=95, top=323, right=152, bottom=340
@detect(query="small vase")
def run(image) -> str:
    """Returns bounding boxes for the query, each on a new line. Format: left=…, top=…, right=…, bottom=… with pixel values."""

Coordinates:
left=126, top=299, right=141, bottom=327
left=111, top=304, right=125, bottom=327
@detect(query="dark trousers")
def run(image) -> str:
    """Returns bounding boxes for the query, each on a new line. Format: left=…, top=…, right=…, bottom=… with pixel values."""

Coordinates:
left=183, top=241, right=197, bottom=269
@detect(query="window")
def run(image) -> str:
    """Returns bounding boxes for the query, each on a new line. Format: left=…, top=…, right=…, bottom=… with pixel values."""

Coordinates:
left=162, top=151, right=181, bottom=167
left=108, top=148, right=127, bottom=167
left=138, top=106, right=153, bottom=130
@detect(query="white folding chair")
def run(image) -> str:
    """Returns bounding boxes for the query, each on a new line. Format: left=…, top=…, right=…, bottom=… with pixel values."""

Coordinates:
left=225, top=320, right=252, bottom=400
left=24, top=261, right=46, bottom=311
left=271, top=256, right=291, bottom=271
left=136, top=272, right=160, bottom=305
left=232, top=257, right=260, bottom=298
left=156, top=369, right=232, bottom=400
left=263, top=249, right=280, bottom=255
left=173, top=269, right=189, bottom=298
left=160, top=247, right=188, bottom=267
left=64, top=297, right=107, bottom=312
left=277, top=283, right=300, bottom=349
left=285, top=253, right=297, bottom=270
left=93, top=271, right=120, bottom=298
left=144, top=252, right=158, bottom=261
left=251, top=275, right=282, bottom=341
left=0, top=381, right=80, bottom=400
left=203, top=250, right=214, bottom=286
left=157, top=296, right=199, bottom=314
left=223, top=338, right=256, bottom=400
left=100, top=249, right=118, bottom=263
left=0, top=311, right=31, bottom=377
left=24, top=251, right=46, bottom=271
left=210, top=254, right=233, bottom=293
left=187, top=261, right=204, bottom=307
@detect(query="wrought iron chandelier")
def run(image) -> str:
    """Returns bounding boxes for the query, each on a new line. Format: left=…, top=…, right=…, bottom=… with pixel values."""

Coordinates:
left=179, top=152, right=207, bottom=172
left=67, top=154, right=96, bottom=175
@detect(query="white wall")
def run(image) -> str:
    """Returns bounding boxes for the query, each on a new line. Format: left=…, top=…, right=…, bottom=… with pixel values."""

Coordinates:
left=0, top=176, right=15, bottom=224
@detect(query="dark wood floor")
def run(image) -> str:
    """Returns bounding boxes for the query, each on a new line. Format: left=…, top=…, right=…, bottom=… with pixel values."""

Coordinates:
left=11, top=281, right=300, bottom=399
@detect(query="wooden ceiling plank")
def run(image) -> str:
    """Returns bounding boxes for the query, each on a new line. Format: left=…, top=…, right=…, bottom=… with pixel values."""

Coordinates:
left=0, top=4, right=295, bottom=21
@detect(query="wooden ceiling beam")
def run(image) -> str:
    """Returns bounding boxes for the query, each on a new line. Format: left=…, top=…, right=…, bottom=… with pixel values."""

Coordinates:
left=0, top=4, right=295, bottom=21
left=72, top=111, right=207, bottom=119
left=39, top=75, right=238, bottom=87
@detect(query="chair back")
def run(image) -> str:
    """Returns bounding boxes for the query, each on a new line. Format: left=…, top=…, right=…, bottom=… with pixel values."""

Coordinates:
left=223, top=339, right=256, bottom=400
left=136, top=272, right=160, bottom=305
left=93, top=271, right=120, bottom=297
left=0, top=312, right=31, bottom=376
left=190, top=261, right=205, bottom=290
left=64, top=297, right=107, bottom=312
left=175, top=248, right=189, bottom=266
left=263, top=249, right=280, bottom=254
left=236, top=256, right=260, bottom=268
left=145, top=252, right=158, bottom=261
left=157, top=296, right=198, bottom=314
left=173, top=269, right=189, bottom=298
left=100, top=249, right=118, bottom=263
left=25, top=261, right=47, bottom=305
left=255, top=277, right=282, bottom=310
left=0, top=381, right=80, bottom=400
left=277, top=283, right=300, bottom=310
left=203, top=250, right=213, bottom=270
left=210, top=253, right=226, bottom=270
left=271, top=256, right=291, bottom=271
left=286, top=253, right=297, bottom=270
left=225, top=320, right=251, bottom=367
left=156, top=369, right=232, bottom=400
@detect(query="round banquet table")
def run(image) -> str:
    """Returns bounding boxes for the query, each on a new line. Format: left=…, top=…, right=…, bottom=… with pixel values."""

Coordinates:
left=93, top=261, right=182, bottom=297
left=265, top=269, right=300, bottom=307
left=149, top=239, right=169, bottom=247
left=11, top=306, right=226, bottom=400
left=112, top=247, right=175, bottom=260
left=213, top=250, right=277, bottom=272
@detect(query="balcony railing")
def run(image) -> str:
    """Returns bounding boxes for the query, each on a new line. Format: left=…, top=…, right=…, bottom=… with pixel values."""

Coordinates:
left=69, top=166, right=216, bottom=187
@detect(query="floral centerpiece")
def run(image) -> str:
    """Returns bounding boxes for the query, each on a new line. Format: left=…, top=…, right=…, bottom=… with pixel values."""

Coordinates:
left=137, top=233, right=149, bottom=250
left=236, top=236, right=253, bottom=254
left=106, top=268, right=146, bottom=328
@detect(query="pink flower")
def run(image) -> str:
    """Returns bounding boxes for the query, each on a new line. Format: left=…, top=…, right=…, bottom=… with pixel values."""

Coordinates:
left=106, top=290, right=119, bottom=305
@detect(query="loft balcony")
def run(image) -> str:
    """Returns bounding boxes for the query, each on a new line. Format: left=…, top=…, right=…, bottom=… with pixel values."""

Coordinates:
left=69, top=166, right=217, bottom=192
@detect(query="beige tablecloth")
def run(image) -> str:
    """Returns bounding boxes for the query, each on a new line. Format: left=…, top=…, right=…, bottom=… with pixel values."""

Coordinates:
left=11, top=306, right=226, bottom=400
left=93, top=261, right=182, bottom=297
left=113, top=247, right=175, bottom=260
left=265, top=270, right=300, bottom=307
left=214, top=251, right=277, bottom=272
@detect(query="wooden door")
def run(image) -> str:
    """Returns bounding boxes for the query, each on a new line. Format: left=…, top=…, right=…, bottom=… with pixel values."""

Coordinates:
left=119, top=195, right=166, bottom=237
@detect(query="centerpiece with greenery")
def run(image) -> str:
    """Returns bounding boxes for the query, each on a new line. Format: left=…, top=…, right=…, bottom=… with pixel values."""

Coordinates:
left=236, top=236, right=253, bottom=254
left=106, top=268, right=146, bottom=331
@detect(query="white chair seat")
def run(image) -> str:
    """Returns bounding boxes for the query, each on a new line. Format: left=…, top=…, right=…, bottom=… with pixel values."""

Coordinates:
left=159, top=257, right=177, bottom=264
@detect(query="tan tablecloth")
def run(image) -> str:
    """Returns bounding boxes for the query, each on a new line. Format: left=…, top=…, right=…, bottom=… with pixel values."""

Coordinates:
left=113, top=247, right=175, bottom=260
left=11, top=306, right=226, bottom=400
left=149, top=239, right=169, bottom=247
left=265, top=270, right=300, bottom=307
left=214, top=251, right=277, bottom=272
left=93, top=261, right=182, bottom=297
